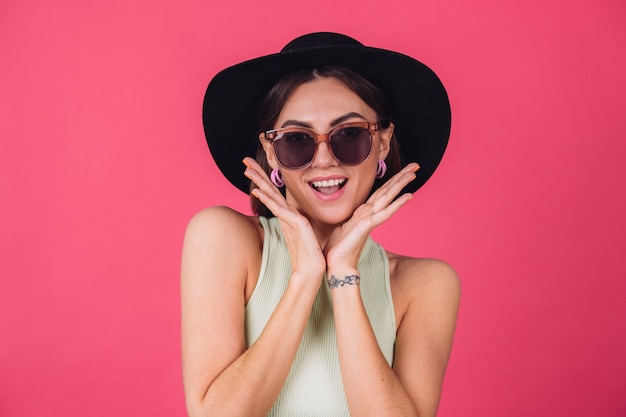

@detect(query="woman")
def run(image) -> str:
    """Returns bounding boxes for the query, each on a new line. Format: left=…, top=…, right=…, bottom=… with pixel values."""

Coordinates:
left=181, top=32, right=460, bottom=417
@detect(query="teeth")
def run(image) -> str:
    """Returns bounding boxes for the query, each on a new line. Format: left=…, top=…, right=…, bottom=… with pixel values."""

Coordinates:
left=311, top=178, right=345, bottom=188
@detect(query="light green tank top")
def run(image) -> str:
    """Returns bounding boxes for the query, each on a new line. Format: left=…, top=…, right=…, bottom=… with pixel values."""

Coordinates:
left=245, top=216, right=396, bottom=416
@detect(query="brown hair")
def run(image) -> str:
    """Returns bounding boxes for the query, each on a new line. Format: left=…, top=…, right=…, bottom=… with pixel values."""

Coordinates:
left=251, top=66, right=402, bottom=217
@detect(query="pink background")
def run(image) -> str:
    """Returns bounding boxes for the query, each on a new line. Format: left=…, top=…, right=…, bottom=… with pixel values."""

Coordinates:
left=1, top=0, right=625, bottom=415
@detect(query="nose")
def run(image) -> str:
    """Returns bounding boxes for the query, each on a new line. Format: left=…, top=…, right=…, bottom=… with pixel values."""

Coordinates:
left=311, top=141, right=338, bottom=168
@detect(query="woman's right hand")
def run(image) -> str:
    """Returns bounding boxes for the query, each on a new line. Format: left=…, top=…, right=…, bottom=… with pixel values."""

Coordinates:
left=244, top=158, right=326, bottom=287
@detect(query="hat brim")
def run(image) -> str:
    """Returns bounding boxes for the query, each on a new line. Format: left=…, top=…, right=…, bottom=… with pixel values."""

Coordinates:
left=203, top=36, right=451, bottom=195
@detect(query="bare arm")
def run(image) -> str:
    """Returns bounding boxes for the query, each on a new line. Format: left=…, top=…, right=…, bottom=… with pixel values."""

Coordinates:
left=181, top=207, right=321, bottom=417
left=330, top=259, right=460, bottom=417
left=323, top=163, right=460, bottom=416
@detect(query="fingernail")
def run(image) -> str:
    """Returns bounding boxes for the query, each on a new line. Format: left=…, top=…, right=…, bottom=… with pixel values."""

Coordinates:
left=243, top=158, right=251, bottom=167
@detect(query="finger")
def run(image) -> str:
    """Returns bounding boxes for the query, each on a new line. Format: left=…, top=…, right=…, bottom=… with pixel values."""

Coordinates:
left=243, top=157, right=272, bottom=183
left=244, top=168, right=294, bottom=219
left=369, top=163, right=419, bottom=202
left=369, top=169, right=417, bottom=212
left=243, top=160, right=297, bottom=220
left=357, top=191, right=412, bottom=229
left=243, top=158, right=284, bottom=197
left=251, top=187, right=298, bottom=221
left=243, top=159, right=313, bottom=230
left=244, top=164, right=274, bottom=191
left=370, top=192, right=414, bottom=224
left=247, top=174, right=291, bottom=214
left=384, top=162, right=419, bottom=188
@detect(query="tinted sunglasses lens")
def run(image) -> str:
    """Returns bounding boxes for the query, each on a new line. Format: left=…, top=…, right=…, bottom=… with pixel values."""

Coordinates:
left=330, top=127, right=372, bottom=165
left=274, top=132, right=316, bottom=168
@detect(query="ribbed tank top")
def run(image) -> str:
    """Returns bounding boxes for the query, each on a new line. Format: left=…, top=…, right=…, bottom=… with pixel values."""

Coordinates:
left=245, top=216, right=396, bottom=416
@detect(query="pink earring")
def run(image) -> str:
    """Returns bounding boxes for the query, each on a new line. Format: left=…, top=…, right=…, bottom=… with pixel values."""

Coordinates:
left=270, top=168, right=285, bottom=187
left=376, top=160, right=387, bottom=179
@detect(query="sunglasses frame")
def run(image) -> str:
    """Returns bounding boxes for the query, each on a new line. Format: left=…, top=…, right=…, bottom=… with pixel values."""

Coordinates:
left=262, top=121, right=381, bottom=169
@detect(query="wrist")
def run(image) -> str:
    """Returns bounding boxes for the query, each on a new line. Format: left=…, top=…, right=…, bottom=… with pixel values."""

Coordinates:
left=326, top=263, right=359, bottom=275
left=326, top=268, right=361, bottom=291
left=289, top=270, right=323, bottom=292
left=326, top=274, right=360, bottom=290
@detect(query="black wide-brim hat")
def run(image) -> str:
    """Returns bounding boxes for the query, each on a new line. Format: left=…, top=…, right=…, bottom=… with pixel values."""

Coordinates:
left=203, top=32, right=451, bottom=194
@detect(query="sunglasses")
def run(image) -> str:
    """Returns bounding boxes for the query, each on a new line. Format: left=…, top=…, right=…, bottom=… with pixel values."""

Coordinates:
left=262, top=121, right=381, bottom=169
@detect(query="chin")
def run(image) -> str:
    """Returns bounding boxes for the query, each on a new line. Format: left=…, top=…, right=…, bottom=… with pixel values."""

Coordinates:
left=287, top=186, right=369, bottom=226
left=307, top=204, right=356, bottom=226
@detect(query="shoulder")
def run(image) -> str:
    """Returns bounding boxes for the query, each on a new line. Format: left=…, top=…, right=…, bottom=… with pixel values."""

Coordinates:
left=182, top=207, right=264, bottom=285
left=387, top=253, right=461, bottom=324
left=185, top=206, right=262, bottom=239
left=387, top=254, right=460, bottom=291
left=387, top=252, right=460, bottom=290
left=183, top=205, right=264, bottom=261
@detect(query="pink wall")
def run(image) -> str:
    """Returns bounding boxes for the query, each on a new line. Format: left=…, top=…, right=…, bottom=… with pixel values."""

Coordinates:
left=1, top=0, right=625, bottom=415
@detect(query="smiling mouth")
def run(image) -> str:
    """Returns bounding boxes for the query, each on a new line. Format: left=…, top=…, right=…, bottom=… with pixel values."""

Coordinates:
left=309, top=178, right=347, bottom=194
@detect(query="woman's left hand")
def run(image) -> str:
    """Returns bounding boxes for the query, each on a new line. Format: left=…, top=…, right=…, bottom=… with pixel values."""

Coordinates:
left=323, top=163, right=420, bottom=272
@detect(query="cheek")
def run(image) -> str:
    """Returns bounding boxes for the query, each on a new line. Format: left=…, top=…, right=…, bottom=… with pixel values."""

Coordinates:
left=362, top=162, right=380, bottom=191
left=282, top=182, right=309, bottom=211
left=281, top=173, right=304, bottom=195
left=360, top=175, right=377, bottom=199
left=363, top=156, right=379, bottom=178
left=346, top=164, right=378, bottom=201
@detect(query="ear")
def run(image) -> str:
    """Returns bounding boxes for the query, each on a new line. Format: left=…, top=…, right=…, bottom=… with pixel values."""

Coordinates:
left=259, top=132, right=279, bottom=169
left=377, top=122, right=394, bottom=160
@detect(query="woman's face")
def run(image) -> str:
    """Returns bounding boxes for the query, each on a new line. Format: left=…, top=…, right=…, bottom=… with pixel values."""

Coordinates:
left=261, top=76, right=393, bottom=226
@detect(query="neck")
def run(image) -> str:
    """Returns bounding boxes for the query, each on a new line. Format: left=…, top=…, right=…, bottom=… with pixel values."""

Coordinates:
left=281, top=191, right=347, bottom=248
left=307, top=218, right=339, bottom=248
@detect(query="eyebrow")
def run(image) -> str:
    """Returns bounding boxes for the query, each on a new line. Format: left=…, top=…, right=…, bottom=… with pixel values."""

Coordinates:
left=279, top=112, right=367, bottom=129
